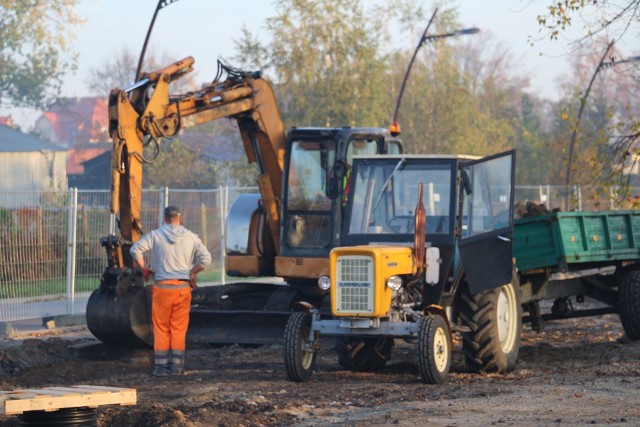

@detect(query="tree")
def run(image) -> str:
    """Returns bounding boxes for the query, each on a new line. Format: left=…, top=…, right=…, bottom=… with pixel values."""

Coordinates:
left=143, top=140, right=218, bottom=189
left=536, top=1, right=640, bottom=203
left=385, top=28, right=525, bottom=157
left=85, top=48, right=138, bottom=95
left=0, top=0, right=83, bottom=109
left=263, top=0, right=390, bottom=128
left=230, top=27, right=271, bottom=72
left=86, top=48, right=197, bottom=96
left=537, top=0, right=640, bottom=41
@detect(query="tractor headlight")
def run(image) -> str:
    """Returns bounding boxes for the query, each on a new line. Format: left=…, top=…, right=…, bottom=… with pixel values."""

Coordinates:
left=386, top=275, right=402, bottom=291
left=318, top=275, right=331, bottom=291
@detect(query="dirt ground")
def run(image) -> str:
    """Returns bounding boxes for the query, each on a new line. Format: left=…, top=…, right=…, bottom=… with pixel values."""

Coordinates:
left=0, top=311, right=638, bottom=427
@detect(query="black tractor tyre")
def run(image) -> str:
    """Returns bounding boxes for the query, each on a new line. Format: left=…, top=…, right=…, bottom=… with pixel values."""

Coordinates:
left=619, top=271, right=640, bottom=340
left=417, top=315, right=451, bottom=384
left=460, top=280, right=522, bottom=373
left=335, top=337, right=394, bottom=372
left=284, top=312, right=317, bottom=382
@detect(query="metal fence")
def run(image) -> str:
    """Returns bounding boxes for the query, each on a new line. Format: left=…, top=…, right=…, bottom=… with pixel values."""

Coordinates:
left=0, top=184, right=628, bottom=323
left=0, top=186, right=257, bottom=323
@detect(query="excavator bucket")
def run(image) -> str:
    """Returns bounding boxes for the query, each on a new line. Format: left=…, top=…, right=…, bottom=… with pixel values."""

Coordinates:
left=86, top=286, right=153, bottom=348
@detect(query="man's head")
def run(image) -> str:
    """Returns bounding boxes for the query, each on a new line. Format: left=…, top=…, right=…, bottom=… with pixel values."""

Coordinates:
left=164, top=205, right=182, bottom=224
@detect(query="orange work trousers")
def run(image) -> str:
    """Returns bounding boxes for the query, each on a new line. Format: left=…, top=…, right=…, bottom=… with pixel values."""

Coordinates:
left=152, top=285, right=192, bottom=354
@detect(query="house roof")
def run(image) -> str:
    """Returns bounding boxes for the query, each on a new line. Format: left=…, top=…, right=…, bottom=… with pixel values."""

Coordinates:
left=38, top=97, right=109, bottom=145
left=67, top=143, right=111, bottom=174
left=0, top=125, right=68, bottom=152
left=0, top=116, right=13, bottom=127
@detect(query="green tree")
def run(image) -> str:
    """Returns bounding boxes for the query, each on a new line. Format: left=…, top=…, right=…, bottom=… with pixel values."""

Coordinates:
left=143, top=140, right=218, bottom=189
left=387, top=30, right=521, bottom=157
left=230, top=26, right=271, bottom=72
left=0, top=0, right=83, bottom=109
left=264, top=0, right=389, bottom=128
left=513, top=94, right=549, bottom=185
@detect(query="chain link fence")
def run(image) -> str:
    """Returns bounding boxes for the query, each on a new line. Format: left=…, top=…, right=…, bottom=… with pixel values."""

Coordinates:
left=0, top=184, right=629, bottom=323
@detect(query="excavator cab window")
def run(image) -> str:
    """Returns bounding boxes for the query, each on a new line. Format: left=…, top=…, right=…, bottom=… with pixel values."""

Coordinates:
left=285, top=140, right=334, bottom=249
left=346, top=138, right=378, bottom=164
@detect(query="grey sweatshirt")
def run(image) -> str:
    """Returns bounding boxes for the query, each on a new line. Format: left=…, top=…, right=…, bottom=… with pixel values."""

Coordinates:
left=130, top=224, right=212, bottom=282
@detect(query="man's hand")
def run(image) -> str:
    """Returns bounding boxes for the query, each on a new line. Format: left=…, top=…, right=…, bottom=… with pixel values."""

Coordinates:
left=189, top=272, right=198, bottom=290
left=141, top=267, right=154, bottom=281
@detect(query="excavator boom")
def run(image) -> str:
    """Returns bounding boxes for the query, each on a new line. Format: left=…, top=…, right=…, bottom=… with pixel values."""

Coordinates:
left=107, top=57, right=284, bottom=269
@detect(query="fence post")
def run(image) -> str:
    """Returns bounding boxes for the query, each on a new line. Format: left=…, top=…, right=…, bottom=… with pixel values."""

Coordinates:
left=66, top=188, right=78, bottom=314
left=158, top=186, right=169, bottom=228
left=219, top=186, right=227, bottom=285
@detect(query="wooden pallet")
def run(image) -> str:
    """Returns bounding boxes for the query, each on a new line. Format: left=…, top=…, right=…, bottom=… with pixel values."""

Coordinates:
left=0, top=385, right=136, bottom=415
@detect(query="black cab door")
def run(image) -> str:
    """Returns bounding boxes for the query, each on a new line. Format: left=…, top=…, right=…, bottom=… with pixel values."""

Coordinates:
left=458, top=150, right=515, bottom=294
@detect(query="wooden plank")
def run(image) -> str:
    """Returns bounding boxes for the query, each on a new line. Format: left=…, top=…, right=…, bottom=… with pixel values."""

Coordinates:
left=74, top=385, right=134, bottom=392
left=43, top=387, right=102, bottom=395
left=1, top=386, right=136, bottom=415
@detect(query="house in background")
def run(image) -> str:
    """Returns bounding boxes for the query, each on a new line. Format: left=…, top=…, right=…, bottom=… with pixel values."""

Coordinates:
left=34, top=97, right=109, bottom=148
left=0, top=125, right=69, bottom=207
left=0, top=116, right=14, bottom=128
left=68, top=149, right=112, bottom=189
left=32, top=97, right=112, bottom=189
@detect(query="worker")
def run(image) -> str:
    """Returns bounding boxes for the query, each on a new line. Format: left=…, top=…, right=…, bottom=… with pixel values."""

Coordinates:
left=130, top=205, right=212, bottom=376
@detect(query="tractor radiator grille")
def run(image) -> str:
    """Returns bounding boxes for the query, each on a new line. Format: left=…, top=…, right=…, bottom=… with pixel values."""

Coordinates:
left=335, top=255, right=374, bottom=313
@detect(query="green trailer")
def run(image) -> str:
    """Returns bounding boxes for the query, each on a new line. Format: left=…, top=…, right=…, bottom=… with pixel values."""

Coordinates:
left=514, top=210, right=640, bottom=340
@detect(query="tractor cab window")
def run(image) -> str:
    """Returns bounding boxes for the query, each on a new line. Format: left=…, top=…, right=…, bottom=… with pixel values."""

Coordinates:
left=285, top=140, right=334, bottom=249
left=462, top=154, right=513, bottom=236
left=348, top=161, right=453, bottom=236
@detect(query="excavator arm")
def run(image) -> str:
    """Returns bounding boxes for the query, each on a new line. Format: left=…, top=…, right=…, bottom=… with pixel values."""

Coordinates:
left=106, top=57, right=285, bottom=268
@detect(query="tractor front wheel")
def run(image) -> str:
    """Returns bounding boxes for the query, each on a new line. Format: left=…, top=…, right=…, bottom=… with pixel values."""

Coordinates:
left=284, top=312, right=317, bottom=382
left=417, top=314, right=451, bottom=384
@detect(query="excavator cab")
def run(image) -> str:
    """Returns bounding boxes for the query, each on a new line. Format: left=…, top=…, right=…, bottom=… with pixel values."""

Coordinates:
left=277, top=127, right=402, bottom=283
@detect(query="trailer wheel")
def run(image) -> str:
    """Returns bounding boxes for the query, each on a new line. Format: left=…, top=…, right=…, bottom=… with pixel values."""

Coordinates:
left=460, top=279, right=522, bottom=373
left=619, top=271, right=640, bottom=340
left=335, top=337, right=394, bottom=371
left=417, top=314, right=451, bottom=384
left=284, top=312, right=317, bottom=382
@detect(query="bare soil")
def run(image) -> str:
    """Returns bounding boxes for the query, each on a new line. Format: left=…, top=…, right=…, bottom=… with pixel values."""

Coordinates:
left=0, top=313, right=638, bottom=427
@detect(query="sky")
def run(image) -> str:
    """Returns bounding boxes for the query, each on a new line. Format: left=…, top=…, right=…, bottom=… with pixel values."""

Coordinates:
left=3, top=0, right=639, bottom=129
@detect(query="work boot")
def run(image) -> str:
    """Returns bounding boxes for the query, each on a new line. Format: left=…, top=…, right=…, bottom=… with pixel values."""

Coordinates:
left=153, top=364, right=170, bottom=377
left=170, top=364, right=185, bottom=375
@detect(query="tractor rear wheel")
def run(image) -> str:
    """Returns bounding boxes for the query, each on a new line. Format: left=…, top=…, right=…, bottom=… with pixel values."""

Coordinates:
left=335, top=337, right=394, bottom=371
left=460, top=280, right=522, bottom=373
left=417, top=314, right=451, bottom=384
left=284, top=312, right=317, bottom=382
left=619, top=271, right=640, bottom=340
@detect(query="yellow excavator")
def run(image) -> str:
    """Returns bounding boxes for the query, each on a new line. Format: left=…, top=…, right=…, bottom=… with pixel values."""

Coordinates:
left=85, top=56, right=402, bottom=346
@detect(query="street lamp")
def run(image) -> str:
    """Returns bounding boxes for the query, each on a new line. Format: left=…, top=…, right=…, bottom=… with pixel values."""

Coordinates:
left=135, top=0, right=183, bottom=81
left=564, top=43, right=640, bottom=210
left=389, top=9, right=480, bottom=136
